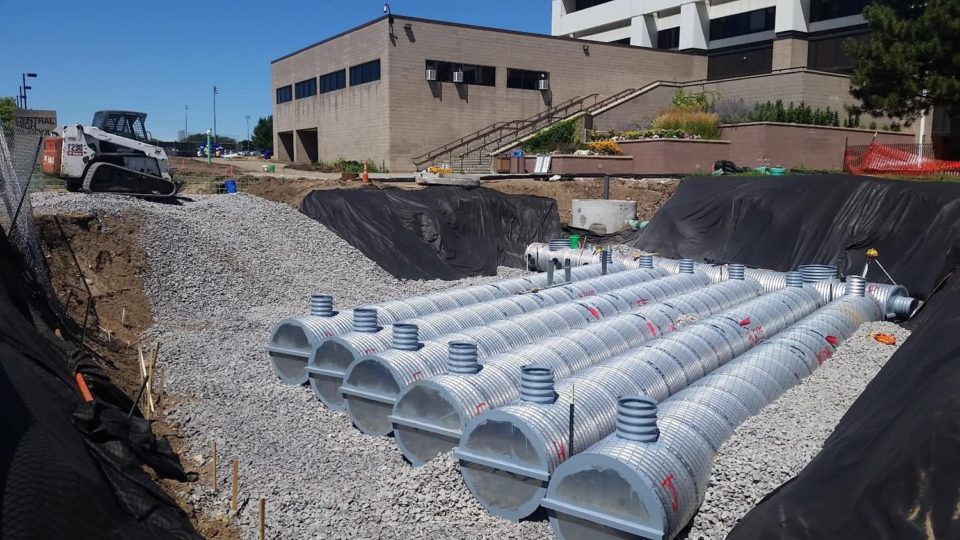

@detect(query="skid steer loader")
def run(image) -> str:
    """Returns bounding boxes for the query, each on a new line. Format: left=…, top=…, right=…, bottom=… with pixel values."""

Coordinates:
left=42, top=111, right=181, bottom=198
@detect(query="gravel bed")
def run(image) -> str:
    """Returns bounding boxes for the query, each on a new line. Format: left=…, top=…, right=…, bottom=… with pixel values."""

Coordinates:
left=32, top=193, right=546, bottom=539
left=682, top=321, right=912, bottom=539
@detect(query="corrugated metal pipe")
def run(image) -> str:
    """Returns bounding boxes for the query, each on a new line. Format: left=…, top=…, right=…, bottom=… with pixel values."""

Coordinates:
left=266, top=263, right=612, bottom=386
left=314, top=266, right=667, bottom=411
left=391, top=276, right=764, bottom=467
left=542, top=293, right=884, bottom=540
left=341, top=269, right=699, bottom=434
left=455, top=285, right=823, bottom=521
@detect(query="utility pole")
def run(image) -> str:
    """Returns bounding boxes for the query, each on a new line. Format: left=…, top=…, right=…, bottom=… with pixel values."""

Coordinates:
left=21, top=73, right=37, bottom=109
left=245, top=115, right=252, bottom=151
left=16, top=87, right=22, bottom=108
left=206, top=129, right=212, bottom=165
left=212, top=85, right=219, bottom=143
left=185, top=104, right=190, bottom=137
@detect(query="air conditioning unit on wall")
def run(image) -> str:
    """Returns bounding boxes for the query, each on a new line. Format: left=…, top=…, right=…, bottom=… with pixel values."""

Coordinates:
left=537, top=78, right=550, bottom=91
left=425, top=68, right=438, bottom=81
left=453, top=71, right=465, bottom=84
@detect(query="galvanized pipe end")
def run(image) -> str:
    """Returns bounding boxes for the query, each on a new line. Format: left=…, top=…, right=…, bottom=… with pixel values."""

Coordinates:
left=678, top=259, right=695, bottom=274
left=890, top=294, right=919, bottom=318
left=727, top=264, right=745, bottom=281
left=615, top=397, right=659, bottom=443
left=546, top=263, right=555, bottom=286
left=520, top=366, right=556, bottom=404
left=639, top=255, right=654, bottom=269
left=799, top=264, right=837, bottom=283
left=564, top=259, right=572, bottom=282
left=845, top=276, right=867, bottom=297
left=448, top=341, right=480, bottom=374
left=549, top=238, right=568, bottom=251
left=352, top=307, right=379, bottom=333
left=309, top=294, right=334, bottom=317
left=392, top=323, right=420, bottom=351
left=785, top=271, right=804, bottom=288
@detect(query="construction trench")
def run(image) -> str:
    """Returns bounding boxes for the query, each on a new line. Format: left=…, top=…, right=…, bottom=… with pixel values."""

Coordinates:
left=267, top=242, right=919, bottom=539
left=6, top=172, right=959, bottom=540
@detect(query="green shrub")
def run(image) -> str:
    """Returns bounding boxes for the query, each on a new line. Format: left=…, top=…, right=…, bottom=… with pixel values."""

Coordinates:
left=672, top=89, right=721, bottom=111
left=522, top=119, right=578, bottom=154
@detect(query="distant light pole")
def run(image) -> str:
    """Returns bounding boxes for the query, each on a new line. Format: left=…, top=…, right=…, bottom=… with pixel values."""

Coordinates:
left=245, top=115, right=252, bottom=151
left=206, top=129, right=212, bottom=165
left=16, top=87, right=22, bottom=108
left=21, top=73, right=37, bottom=109
left=212, top=85, right=219, bottom=143
left=184, top=104, right=190, bottom=137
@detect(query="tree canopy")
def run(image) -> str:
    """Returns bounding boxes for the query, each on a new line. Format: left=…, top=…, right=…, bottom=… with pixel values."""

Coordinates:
left=0, top=97, right=16, bottom=128
left=846, top=0, right=960, bottom=122
left=251, top=116, right=273, bottom=151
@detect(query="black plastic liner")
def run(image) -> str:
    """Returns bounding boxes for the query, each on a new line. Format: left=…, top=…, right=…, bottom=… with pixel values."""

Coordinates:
left=299, top=185, right=562, bottom=280
left=0, top=231, right=199, bottom=540
left=632, top=175, right=960, bottom=302
left=634, top=175, right=960, bottom=539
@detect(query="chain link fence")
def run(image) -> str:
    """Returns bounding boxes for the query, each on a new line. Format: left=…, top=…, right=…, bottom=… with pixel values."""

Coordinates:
left=0, top=118, right=54, bottom=298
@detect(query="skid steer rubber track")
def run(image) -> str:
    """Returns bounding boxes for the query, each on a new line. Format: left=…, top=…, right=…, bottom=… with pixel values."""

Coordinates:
left=83, top=162, right=181, bottom=198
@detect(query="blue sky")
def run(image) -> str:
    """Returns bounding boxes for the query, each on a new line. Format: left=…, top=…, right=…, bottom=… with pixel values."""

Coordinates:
left=1, top=0, right=549, bottom=141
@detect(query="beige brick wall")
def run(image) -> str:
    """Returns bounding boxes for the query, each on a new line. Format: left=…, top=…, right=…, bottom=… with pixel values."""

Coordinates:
left=271, top=20, right=391, bottom=166
left=772, top=38, right=809, bottom=70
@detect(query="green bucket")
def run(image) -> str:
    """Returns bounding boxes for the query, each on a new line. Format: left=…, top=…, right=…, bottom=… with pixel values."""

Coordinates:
left=769, top=167, right=786, bottom=176
left=267, top=164, right=276, bottom=173
left=569, top=234, right=581, bottom=249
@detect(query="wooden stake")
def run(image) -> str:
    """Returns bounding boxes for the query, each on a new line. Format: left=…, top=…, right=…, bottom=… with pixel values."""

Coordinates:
left=121, top=307, right=127, bottom=327
left=147, top=343, right=160, bottom=414
left=231, top=459, right=239, bottom=512
left=211, top=441, right=218, bottom=492
left=258, top=498, right=266, bottom=540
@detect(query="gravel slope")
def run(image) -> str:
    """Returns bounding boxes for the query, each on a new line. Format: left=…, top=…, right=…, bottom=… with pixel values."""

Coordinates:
left=32, top=193, right=546, bottom=539
left=682, top=321, right=911, bottom=539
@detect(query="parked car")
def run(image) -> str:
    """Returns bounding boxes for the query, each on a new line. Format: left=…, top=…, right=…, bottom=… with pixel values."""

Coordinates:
left=260, top=149, right=273, bottom=159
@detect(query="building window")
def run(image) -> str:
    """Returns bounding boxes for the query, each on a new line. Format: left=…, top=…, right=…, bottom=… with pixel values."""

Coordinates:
left=811, top=0, right=870, bottom=22
left=426, top=60, right=496, bottom=86
left=707, top=44, right=773, bottom=79
left=319, top=69, right=346, bottom=93
left=613, top=38, right=631, bottom=45
left=276, top=85, right=293, bottom=104
left=709, top=7, right=776, bottom=41
left=294, top=77, right=317, bottom=99
left=657, top=27, right=680, bottom=49
left=350, top=59, right=381, bottom=86
left=808, top=32, right=871, bottom=72
left=507, top=68, right=548, bottom=90
left=572, top=0, right=614, bottom=12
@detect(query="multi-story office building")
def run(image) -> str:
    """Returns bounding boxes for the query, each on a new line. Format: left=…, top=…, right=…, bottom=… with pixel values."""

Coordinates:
left=552, top=0, right=871, bottom=77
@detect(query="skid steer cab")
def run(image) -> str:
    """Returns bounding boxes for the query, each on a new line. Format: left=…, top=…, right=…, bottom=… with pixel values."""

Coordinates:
left=42, top=110, right=181, bottom=198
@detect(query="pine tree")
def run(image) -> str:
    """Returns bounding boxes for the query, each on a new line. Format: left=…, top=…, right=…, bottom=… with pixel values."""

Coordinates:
left=846, top=1, right=960, bottom=122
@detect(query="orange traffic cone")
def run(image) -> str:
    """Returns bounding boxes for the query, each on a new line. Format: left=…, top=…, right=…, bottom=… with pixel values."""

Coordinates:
left=362, top=162, right=370, bottom=183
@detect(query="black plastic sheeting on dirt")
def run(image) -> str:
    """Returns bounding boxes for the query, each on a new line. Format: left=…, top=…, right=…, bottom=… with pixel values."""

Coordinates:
left=299, top=185, right=563, bottom=280
left=633, top=174, right=960, bottom=539
left=632, top=175, right=960, bottom=303
left=728, top=272, right=960, bottom=540
left=0, top=233, right=200, bottom=540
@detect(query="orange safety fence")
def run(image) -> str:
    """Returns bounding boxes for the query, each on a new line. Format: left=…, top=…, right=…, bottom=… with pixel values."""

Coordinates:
left=844, top=142, right=960, bottom=176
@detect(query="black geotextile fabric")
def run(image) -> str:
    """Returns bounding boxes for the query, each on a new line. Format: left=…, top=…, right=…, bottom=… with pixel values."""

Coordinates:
left=632, top=175, right=960, bottom=303
left=299, top=185, right=563, bottom=280
left=633, top=174, right=960, bottom=539
left=727, top=272, right=960, bottom=540
left=0, top=233, right=200, bottom=540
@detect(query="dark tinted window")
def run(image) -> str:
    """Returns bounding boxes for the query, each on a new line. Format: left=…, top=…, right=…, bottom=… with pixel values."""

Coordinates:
left=507, top=68, right=548, bottom=90
left=657, top=27, right=680, bottom=49
left=295, top=77, right=317, bottom=99
left=707, top=45, right=773, bottom=79
left=572, top=0, right=614, bottom=12
left=811, top=0, right=870, bottom=22
left=427, top=60, right=496, bottom=86
left=350, top=59, right=381, bottom=86
left=319, top=69, right=346, bottom=93
left=808, top=32, right=870, bottom=72
left=710, top=7, right=776, bottom=40
left=276, top=85, right=293, bottom=103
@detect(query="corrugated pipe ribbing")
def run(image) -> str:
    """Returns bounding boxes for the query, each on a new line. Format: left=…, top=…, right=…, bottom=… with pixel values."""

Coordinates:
left=543, top=294, right=884, bottom=540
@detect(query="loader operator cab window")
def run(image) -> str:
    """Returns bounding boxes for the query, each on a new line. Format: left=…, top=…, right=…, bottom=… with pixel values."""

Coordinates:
left=92, top=111, right=150, bottom=142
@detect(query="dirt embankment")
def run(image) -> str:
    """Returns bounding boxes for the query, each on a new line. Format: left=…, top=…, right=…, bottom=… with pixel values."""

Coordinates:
left=36, top=212, right=238, bottom=540
left=247, top=176, right=680, bottom=224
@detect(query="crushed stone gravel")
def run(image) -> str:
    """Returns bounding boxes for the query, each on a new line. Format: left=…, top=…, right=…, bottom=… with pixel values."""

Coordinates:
left=681, top=321, right=912, bottom=539
left=31, top=192, right=546, bottom=539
